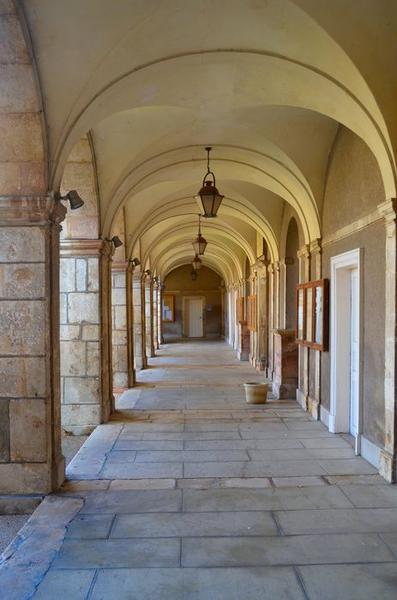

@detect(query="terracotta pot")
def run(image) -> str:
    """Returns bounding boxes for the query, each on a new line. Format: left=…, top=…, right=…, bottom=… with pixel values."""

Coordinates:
left=243, top=382, right=269, bottom=404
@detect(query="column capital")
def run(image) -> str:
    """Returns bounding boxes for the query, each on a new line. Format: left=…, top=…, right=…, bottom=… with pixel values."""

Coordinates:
left=60, top=238, right=106, bottom=257
left=112, top=259, right=129, bottom=272
left=297, top=244, right=310, bottom=260
left=378, top=198, right=397, bottom=221
left=0, top=195, right=66, bottom=226
left=309, top=238, right=322, bottom=255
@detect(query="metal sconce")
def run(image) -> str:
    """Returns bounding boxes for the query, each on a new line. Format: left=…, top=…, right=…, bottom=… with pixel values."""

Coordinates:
left=60, top=190, right=84, bottom=210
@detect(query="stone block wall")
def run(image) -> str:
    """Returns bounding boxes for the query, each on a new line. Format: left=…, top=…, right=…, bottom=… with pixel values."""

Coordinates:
left=112, top=269, right=128, bottom=388
left=60, top=255, right=101, bottom=434
left=133, top=270, right=146, bottom=369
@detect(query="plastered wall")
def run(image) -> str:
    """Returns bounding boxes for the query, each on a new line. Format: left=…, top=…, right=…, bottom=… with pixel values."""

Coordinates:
left=163, top=265, right=222, bottom=340
left=320, top=126, right=386, bottom=448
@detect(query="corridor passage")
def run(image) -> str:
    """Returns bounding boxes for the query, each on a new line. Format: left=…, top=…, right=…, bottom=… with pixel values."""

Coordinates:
left=14, top=343, right=397, bottom=598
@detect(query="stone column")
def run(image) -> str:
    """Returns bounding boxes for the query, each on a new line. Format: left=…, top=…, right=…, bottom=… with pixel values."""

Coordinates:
left=144, top=273, right=155, bottom=359
left=255, top=260, right=268, bottom=372
left=60, top=239, right=113, bottom=434
left=378, top=199, right=397, bottom=482
left=296, top=245, right=311, bottom=410
left=133, top=268, right=147, bottom=370
left=126, top=263, right=136, bottom=387
left=159, top=284, right=165, bottom=344
left=153, top=279, right=160, bottom=350
left=249, top=271, right=257, bottom=367
left=0, top=196, right=65, bottom=494
left=308, top=239, right=322, bottom=419
left=278, top=259, right=287, bottom=330
left=111, top=263, right=129, bottom=391
left=267, top=264, right=275, bottom=379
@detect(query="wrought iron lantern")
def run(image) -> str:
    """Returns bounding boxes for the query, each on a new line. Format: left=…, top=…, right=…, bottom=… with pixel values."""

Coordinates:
left=195, top=146, right=224, bottom=218
left=192, top=214, right=207, bottom=255
left=190, top=269, right=198, bottom=281
left=192, top=254, right=202, bottom=271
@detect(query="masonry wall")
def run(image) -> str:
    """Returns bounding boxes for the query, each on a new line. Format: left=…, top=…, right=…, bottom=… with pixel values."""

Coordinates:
left=163, top=265, right=222, bottom=340
left=320, top=126, right=386, bottom=448
left=60, top=256, right=101, bottom=433
left=112, top=269, right=128, bottom=388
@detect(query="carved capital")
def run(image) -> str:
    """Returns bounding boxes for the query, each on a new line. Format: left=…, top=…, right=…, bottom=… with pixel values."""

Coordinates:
left=112, top=259, right=129, bottom=273
left=297, top=244, right=310, bottom=260
left=309, top=238, right=322, bottom=255
left=0, top=195, right=66, bottom=226
left=60, top=238, right=105, bottom=257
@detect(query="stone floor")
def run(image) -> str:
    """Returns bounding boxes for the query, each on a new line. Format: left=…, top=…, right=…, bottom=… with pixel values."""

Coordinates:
left=2, top=341, right=397, bottom=599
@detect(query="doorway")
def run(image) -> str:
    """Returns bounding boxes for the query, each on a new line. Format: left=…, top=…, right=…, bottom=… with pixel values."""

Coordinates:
left=329, top=249, right=361, bottom=451
left=184, top=297, right=204, bottom=338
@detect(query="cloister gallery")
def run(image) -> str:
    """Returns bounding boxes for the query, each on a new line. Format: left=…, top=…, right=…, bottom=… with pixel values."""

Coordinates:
left=1, top=1, right=397, bottom=599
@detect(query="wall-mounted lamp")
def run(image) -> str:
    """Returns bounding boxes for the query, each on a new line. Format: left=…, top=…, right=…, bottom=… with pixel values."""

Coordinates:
left=60, top=190, right=84, bottom=210
left=106, top=236, right=123, bottom=248
left=130, top=257, right=141, bottom=267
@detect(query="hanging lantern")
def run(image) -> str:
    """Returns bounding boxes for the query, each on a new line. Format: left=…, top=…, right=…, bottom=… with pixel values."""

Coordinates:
left=192, top=214, right=207, bottom=255
left=195, top=147, right=224, bottom=218
left=192, top=254, right=202, bottom=271
left=191, top=269, right=198, bottom=281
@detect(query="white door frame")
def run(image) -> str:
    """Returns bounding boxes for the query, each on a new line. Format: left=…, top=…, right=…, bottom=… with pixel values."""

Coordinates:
left=329, top=248, right=363, bottom=453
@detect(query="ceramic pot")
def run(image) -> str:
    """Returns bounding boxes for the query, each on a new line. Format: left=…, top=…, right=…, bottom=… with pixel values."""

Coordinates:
left=243, top=382, right=269, bottom=404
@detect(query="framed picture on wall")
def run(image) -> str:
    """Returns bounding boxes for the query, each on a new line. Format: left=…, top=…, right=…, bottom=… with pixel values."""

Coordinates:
left=162, top=294, right=175, bottom=322
left=295, top=279, right=329, bottom=351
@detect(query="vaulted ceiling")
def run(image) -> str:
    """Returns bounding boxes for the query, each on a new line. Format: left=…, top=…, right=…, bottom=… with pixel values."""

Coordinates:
left=23, top=0, right=397, bottom=283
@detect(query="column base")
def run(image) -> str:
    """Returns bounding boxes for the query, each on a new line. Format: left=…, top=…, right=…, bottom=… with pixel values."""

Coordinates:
left=0, top=454, right=65, bottom=495
left=272, top=381, right=297, bottom=400
left=296, top=388, right=308, bottom=411
left=308, top=396, right=320, bottom=420
left=379, top=449, right=397, bottom=483
left=237, top=350, right=249, bottom=361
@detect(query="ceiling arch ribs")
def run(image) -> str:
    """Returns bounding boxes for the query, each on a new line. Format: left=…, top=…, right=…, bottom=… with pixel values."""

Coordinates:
left=138, top=218, right=257, bottom=266
left=158, top=248, right=236, bottom=285
left=125, top=193, right=279, bottom=262
left=103, top=148, right=319, bottom=243
left=48, top=49, right=396, bottom=199
left=149, top=236, right=244, bottom=282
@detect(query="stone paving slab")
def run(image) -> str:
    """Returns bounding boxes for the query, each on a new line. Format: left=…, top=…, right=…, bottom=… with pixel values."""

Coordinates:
left=183, top=486, right=353, bottom=512
left=298, top=564, right=397, bottom=600
left=100, top=462, right=183, bottom=479
left=184, top=438, right=305, bottom=450
left=80, top=490, right=182, bottom=514
left=135, top=450, right=250, bottom=463
left=53, top=538, right=181, bottom=568
left=339, top=484, right=397, bottom=507
left=318, top=458, right=378, bottom=475
left=33, top=569, right=95, bottom=600
left=111, top=511, right=278, bottom=538
left=65, top=514, right=114, bottom=539
left=181, top=533, right=394, bottom=567
left=184, top=459, right=327, bottom=478
left=248, top=448, right=355, bottom=461
left=89, top=567, right=306, bottom=600
left=276, top=507, right=397, bottom=534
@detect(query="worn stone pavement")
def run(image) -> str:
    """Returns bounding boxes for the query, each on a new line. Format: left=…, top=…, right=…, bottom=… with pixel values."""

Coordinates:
left=2, top=341, right=397, bottom=599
